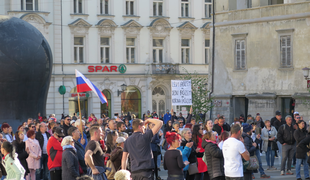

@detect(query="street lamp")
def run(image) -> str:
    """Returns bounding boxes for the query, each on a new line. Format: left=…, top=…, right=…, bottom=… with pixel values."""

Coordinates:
left=117, top=84, right=127, bottom=96
left=302, top=67, right=310, bottom=80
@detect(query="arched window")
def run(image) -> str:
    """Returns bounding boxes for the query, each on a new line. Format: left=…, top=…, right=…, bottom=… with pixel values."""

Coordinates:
left=68, top=87, right=88, bottom=118
left=101, top=90, right=111, bottom=118
left=121, top=86, right=141, bottom=118
left=152, top=86, right=166, bottom=117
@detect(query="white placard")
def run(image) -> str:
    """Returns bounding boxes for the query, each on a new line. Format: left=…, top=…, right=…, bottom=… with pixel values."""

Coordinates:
left=171, top=80, right=192, bottom=105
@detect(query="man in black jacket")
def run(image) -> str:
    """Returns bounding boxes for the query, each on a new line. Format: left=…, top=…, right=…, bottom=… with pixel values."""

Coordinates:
left=271, top=111, right=284, bottom=131
left=213, top=116, right=230, bottom=135
left=35, top=122, right=50, bottom=180
left=61, top=115, right=72, bottom=136
left=277, top=115, right=295, bottom=176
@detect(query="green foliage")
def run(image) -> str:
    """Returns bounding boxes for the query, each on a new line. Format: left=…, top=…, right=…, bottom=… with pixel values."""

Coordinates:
left=178, top=68, right=213, bottom=121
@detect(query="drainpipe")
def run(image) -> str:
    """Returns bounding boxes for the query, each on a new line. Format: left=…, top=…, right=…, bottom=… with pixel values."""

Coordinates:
left=61, top=0, right=64, bottom=114
left=209, top=0, right=215, bottom=120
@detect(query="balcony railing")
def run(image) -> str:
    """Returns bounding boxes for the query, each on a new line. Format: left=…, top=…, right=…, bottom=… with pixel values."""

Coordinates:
left=152, top=63, right=179, bottom=75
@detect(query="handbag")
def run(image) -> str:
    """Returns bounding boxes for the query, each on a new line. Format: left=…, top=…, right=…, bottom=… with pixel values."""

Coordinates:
left=188, top=162, right=199, bottom=175
left=271, top=141, right=278, bottom=151
left=246, top=155, right=259, bottom=170
left=105, top=160, right=118, bottom=180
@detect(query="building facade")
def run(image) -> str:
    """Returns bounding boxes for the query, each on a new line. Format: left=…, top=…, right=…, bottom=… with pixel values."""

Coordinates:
left=210, top=0, right=310, bottom=122
left=1, top=0, right=211, bottom=119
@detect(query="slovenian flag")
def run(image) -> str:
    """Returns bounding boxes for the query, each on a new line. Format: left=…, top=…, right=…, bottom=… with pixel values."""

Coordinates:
left=75, top=69, right=108, bottom=105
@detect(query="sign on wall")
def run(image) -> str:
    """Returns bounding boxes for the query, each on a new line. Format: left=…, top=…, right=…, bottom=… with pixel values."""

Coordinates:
left=88, top=64, right=127, bottom=74
left=171, top=80, right=192, bottom=106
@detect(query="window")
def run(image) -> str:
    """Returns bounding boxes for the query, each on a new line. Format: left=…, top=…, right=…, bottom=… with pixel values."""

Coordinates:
left=101, top=90, right=111, bottom=118
left=21, top=0, right=38, bottom=11
left=247, top=0, right=252, bottom=8
left=235, top=40, right=246, bottom=70
left=204, top=0, right=212, bottom=18
left=181, top=39, right=190, bottom=63
left=73, top=0, right=83, bottom=14
left=100, top=38, right=110, bottom=63
left=126, top=0, right=134, bottom=15
left=205, top=39, right=210, bottom=64
left=74, top=37, right=84, bottom=63
left=100, top=0, right=109, bottom=14
left=153, top=0, right=163, bottom=16
left=280, top=35, right=292, bottom=68
left=181, top=0, right=189, bottom=17
left=126, top=38, right=135, bottom=63
left=121, top=86, right=141, bottom=118
left=153, top=39, right=164, bottom=63
left=268, top=0, right=284, bottom=5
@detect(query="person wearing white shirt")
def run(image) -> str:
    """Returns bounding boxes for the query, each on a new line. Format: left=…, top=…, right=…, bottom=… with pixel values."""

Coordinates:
left=222, top=124, right=250, bottom=180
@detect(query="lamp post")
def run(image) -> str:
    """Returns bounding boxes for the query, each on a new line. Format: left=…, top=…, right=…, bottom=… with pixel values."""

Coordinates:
left=117, top=84, right=127, bottom=96
left=302, top=67, right=310, bottom=80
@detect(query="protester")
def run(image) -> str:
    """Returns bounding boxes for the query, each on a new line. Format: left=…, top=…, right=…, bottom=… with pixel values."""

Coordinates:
left=241, top=123, right=256, bottom=180
left=192, top=124, right=209, bottom=180
left=62, top=116, right=72, bottom=136
left=178, top=128, right=193, bottom=178
left=75, top=120, right=88, bottom=149
left=294, top=120, right=308, bottom=180
left=25, top=130, right=41, bottom=180
left=47, top=127, right=65, bottom=180
left=88, top=113, right=98, bottom=123
left=164, top=110, right=172, bottom=124
left=1, top=141, right=25, bottom=180
left=202, top=131, right=225, bottom=180
left=106, top=131, right=118, bottom=154
left=85, top=125, right=107, bottom=180
left=203, top=120, right=218, bottom=141
left=149, top=122, right=162, bottom=179
left=1, top=123, right=13, bottom=143
left=61, top=136, right=80, bottom=180
left=296, top=129, right=310, bottom=180
left=110, top=137, right=126, bottom=172
left=261, top=120, right=277, bottom=170
left=35, top=122, right=50, bottom=180
left=48, top=122, right=56, bottom=136
left=114, top=170, right=131, bottom=180
left=121, top=118, right=163, bottom=180
left=12, top=131, right=30, bottom=178
left=164, top=120, right=172, bottom=137
left=213, top=116, right=230, bottom=136
left=164, top=131, right=188, bottom=180
left=107, top=119, right=117, bottom=133
left=223, top=124, right=250, bottom=180
left=172, top=122, right=180, bottom=134
left=277, top=115, right=295, bottom=175
left=218, top=131, right=229, bottom=150
left=68, top=126, right=87, bottom=174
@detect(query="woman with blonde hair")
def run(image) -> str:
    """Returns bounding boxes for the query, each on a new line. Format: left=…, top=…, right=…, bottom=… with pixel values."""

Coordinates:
left=114, top=170, right=131, bottom=180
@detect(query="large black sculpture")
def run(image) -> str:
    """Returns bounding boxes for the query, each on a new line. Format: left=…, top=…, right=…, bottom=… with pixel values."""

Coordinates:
left=0, top=16, right=53, bottom=126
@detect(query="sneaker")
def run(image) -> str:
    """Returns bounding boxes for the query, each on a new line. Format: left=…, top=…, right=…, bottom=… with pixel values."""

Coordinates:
left=292, top=165, right=296, bottom=169
left=281, top=170, right=285, bottom=175
left=271, top=166, right=277, bottom=170
left=305, top=177, right=310, bottom=180
left=260, top=174, right=270, bottom=178
left=267, top=166, right=271, bottom=170
left=286, top=170, right=294, bottom=175
left=297, top=178, right=302, bottom=180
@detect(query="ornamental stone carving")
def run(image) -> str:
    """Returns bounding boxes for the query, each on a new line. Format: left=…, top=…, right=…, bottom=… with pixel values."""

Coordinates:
left=121, top=20, right=143, bottom=37
left=20, top=13, right=51, bottom=40
left=69, top=18, right=92, bottom=35
left=177, top=21, right=198, bottom=38
left=149, top=18, right=172, bottom=38
left=96, top=19, right=117, bottom=36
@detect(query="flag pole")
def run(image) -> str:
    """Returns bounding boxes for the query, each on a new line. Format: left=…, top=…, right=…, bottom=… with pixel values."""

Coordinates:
left=77, top=93, right=84, bottom=139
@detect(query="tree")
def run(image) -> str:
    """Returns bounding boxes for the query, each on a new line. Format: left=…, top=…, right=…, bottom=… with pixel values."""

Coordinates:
left=178, top=68, right=213, bottom=121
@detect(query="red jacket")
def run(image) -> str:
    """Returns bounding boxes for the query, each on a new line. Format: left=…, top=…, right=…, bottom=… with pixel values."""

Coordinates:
left=47, top=136, right=63, bottom=170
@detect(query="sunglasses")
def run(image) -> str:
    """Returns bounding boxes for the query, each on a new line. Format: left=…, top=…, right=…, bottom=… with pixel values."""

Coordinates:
left=66, top=119, right=71, bottom=121
left=31, top=126, right=35, bottom=128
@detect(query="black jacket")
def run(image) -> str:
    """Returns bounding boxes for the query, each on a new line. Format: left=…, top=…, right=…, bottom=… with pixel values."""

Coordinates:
left=242, top=132, right=256, bottom=174
left=213, top=123, right=230, bottom=136
left=12, top=140, right=29, bottom=176
left=74, top=140, right=87, bottom=174
left=201, top=140, right=224, bottom=179
left=294, top=128, right=307, bottom=145
left=181, top=139, right=197, bottom=164
left=35, top=131, right=51, bottom=154
left=273, top=119, right=285, bottom=131
left=277, top=124, right=296, bottom=145
left=61, top=124, right=72, bottom=136
left=297, top=135, right=310, bottom=160
left=62, top=148, right=79, bottom=180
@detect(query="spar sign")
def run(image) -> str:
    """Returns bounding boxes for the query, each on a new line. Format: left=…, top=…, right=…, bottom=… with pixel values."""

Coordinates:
left=171, top=80, right=192, bottom=105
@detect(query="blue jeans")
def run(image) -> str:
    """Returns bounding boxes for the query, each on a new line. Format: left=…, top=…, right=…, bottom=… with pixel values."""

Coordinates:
left=36, top=154, right=49, bottom=180
left=266, top=146, right=275, bottom=167
left=255, top=149, right=265, bottom=175
left=277, top=141, right=282, bottom=161
left=296, top=156, right=309, bottom=179
left=157, top=146, right=162, bottom=168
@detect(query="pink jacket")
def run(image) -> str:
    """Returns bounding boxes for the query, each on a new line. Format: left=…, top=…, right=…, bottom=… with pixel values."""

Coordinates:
left=25, top=138, right=42, bottom=170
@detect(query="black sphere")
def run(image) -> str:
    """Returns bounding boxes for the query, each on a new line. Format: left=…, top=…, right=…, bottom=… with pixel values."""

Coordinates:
left=0, top=16, right=53, bottom=126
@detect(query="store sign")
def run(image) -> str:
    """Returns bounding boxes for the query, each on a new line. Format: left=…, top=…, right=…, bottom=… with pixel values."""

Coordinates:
left=70, top=93, right=88, bottom=97
left=171, top=80, right=192, bottom=105
left=88, top=64, right=127, bottom=74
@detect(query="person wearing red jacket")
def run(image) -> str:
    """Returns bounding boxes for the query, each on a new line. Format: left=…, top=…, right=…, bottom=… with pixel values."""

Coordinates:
left=47, top=127, right=65, bottom=180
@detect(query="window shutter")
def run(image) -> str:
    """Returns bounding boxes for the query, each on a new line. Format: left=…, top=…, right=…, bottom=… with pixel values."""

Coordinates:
left=236, top=40, right=241, bottom=69
left=280, top=37, right=286, bottom=67
left=286, top=36, right=291, bottom=66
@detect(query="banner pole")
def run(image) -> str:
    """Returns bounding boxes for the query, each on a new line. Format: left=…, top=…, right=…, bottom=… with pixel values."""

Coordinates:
left=78, top=93, right=83, bottom=139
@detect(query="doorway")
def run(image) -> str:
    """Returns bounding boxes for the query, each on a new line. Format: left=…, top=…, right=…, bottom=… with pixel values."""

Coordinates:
left=281, top=98, right=294, bottom=118
left=152, top=87, right=166, bottom=118
left=233, top=97, right=248, bottom=122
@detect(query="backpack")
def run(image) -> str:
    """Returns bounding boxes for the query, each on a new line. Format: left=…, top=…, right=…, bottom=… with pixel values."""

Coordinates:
left=105, top=160, right=117, bottom=180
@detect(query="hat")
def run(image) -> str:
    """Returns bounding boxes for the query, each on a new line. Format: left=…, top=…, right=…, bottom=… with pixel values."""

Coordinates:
left=240, top=114, right=244, bottom=118
left=54, top=127, right=65, bottom=137
left=116, top=137, right=126, bottom=144
left=70, top=120, right=75, bottom=125
left=294, top=112, right=299, bottom=115
left=247, top=119, right=254, bottom=125
left=61, top=136, right=74, bottom=147
left=247, top=114, right=252, bottom=117
left=242, top=123, right=252, bottom=133
left=276, top=111, right=281, bottom=116
left=256, top=113, right=260, bottom=116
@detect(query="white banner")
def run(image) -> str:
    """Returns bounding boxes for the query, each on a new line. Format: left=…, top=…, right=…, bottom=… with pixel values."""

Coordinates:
left=171, top=80, right=192, bottom=105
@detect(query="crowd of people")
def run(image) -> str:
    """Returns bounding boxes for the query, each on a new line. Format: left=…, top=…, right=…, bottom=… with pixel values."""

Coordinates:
left=0, top=109, right=309, bottom=180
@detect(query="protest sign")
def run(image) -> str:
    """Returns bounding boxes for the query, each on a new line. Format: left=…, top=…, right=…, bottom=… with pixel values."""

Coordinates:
left=171, top=80, right=192, bottom=105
